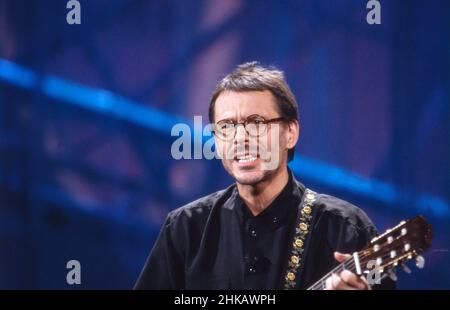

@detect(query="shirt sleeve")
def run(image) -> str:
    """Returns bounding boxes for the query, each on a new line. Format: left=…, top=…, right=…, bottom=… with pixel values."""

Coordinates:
left=134, top=214, right=185, bottom=290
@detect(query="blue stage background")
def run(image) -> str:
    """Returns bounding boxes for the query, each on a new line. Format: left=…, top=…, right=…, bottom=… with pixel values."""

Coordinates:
left=0, top=0, right=449, bottom=289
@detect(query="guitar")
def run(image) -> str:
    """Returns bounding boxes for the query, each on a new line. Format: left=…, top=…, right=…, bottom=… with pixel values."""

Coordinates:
left=307, top=216, right=433, bottom=290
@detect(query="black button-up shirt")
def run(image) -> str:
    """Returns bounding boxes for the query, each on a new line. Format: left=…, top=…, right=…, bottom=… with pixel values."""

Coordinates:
left=235, top=173, right=301, bottom=289
left=135, top=170, right=395, bottom=290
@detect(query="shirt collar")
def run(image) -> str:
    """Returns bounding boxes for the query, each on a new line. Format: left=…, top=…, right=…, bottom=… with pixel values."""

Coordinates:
left=234, top=168, right=302, bottom=231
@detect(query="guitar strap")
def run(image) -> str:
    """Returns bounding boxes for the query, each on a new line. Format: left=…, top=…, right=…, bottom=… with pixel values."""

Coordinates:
left=283, top=188, right=317, bottom=289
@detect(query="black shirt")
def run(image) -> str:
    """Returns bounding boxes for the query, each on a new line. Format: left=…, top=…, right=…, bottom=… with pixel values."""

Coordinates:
left=235, top=172, right=301, bottom=289
left=135, top=170, right=394, bottom=290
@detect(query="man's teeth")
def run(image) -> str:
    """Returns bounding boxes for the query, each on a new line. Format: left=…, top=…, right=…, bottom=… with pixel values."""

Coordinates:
left=237, top=155, right=257, bottom=163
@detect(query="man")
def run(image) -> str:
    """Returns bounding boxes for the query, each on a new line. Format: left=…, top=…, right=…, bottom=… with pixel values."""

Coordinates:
left=135, top=62, right=393, bottom=290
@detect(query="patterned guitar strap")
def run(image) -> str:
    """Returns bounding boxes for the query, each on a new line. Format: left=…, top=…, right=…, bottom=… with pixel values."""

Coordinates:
left=283, top=188, right=317, bottom=289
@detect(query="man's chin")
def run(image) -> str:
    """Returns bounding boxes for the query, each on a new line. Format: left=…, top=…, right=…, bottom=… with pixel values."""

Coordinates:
left=232, top=170, right=266, bottom=186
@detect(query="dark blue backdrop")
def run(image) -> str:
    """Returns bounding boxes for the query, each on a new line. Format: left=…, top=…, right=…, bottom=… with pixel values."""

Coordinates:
left=0, top=0, right=449, bottom=289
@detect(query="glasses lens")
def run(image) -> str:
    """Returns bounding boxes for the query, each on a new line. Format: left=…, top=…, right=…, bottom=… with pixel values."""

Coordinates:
left=215, top=122, right=235, bottom=139
left=246, top=118, right=267, bottom=137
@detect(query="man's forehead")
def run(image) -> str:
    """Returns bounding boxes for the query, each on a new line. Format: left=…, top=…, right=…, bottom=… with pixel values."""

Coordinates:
left=214, top=90, right=278, bottom=119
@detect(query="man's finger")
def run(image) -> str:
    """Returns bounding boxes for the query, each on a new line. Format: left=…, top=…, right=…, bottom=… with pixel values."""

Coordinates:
left=334, top=251, right=351, bottom=263
left=360, top=275, right=372, bottom=290
left=327, top=273, right=357, bottom=290
left=340, top=270, right=367, bottom=290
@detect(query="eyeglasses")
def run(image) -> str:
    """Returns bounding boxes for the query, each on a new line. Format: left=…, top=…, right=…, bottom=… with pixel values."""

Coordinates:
left=213, top=114, right=286, bottom=140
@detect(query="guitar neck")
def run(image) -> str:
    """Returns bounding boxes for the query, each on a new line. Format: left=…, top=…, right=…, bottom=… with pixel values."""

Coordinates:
left=306, top=216, right=433, bottom=290
left=307, top=257, right=358, bottom=290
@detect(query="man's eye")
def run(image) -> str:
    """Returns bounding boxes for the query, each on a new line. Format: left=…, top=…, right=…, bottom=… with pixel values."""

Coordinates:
left=219, top=123, right=234, bottom=130
left=249, top=119, right=264, bottom=125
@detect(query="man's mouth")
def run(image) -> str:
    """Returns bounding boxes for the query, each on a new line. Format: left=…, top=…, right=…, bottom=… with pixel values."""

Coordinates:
left=235, top=154, right=258, bottom=163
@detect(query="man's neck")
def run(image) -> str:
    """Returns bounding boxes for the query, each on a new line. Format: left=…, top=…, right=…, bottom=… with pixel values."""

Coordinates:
left=237, top=167, right=289, bottom=216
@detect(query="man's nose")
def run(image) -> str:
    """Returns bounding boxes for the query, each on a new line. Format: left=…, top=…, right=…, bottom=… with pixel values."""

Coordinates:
left=234, top=124, right=249, bottom=144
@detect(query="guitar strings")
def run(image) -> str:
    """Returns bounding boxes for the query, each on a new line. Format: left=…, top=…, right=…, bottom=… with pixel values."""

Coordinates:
left=307, top=247, right=404, bottom=290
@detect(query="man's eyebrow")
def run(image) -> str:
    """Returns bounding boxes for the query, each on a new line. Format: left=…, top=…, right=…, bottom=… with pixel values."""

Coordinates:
left=217, top=114, right=267, bottom=123
left=216, top=117, right=236, bottom=123
left=246, top=114, right=265, bottom=119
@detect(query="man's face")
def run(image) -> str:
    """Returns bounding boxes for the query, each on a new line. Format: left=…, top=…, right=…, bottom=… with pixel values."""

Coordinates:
left=213, top=90, right=297, bottom=186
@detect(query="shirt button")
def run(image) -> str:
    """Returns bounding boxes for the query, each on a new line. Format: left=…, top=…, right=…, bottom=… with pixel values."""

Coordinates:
left=271, top=217, right=280, bottom=229
left=253, top=256, right=260, bottom=262
left=250, top=229, right=257, bottom=237
left=248, top=267, right=256, bottom=274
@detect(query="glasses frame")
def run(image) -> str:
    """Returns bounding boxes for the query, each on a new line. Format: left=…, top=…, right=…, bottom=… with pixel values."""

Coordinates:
left=213, top=115, right=286, bottom=140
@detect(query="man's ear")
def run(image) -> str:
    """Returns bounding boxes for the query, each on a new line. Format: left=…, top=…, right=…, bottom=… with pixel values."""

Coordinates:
left=286, top=120, right=300, bottom=150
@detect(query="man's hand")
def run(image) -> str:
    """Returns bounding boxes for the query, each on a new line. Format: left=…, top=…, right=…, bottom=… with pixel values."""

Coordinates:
left=325, top=252, right=372, bottom=290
